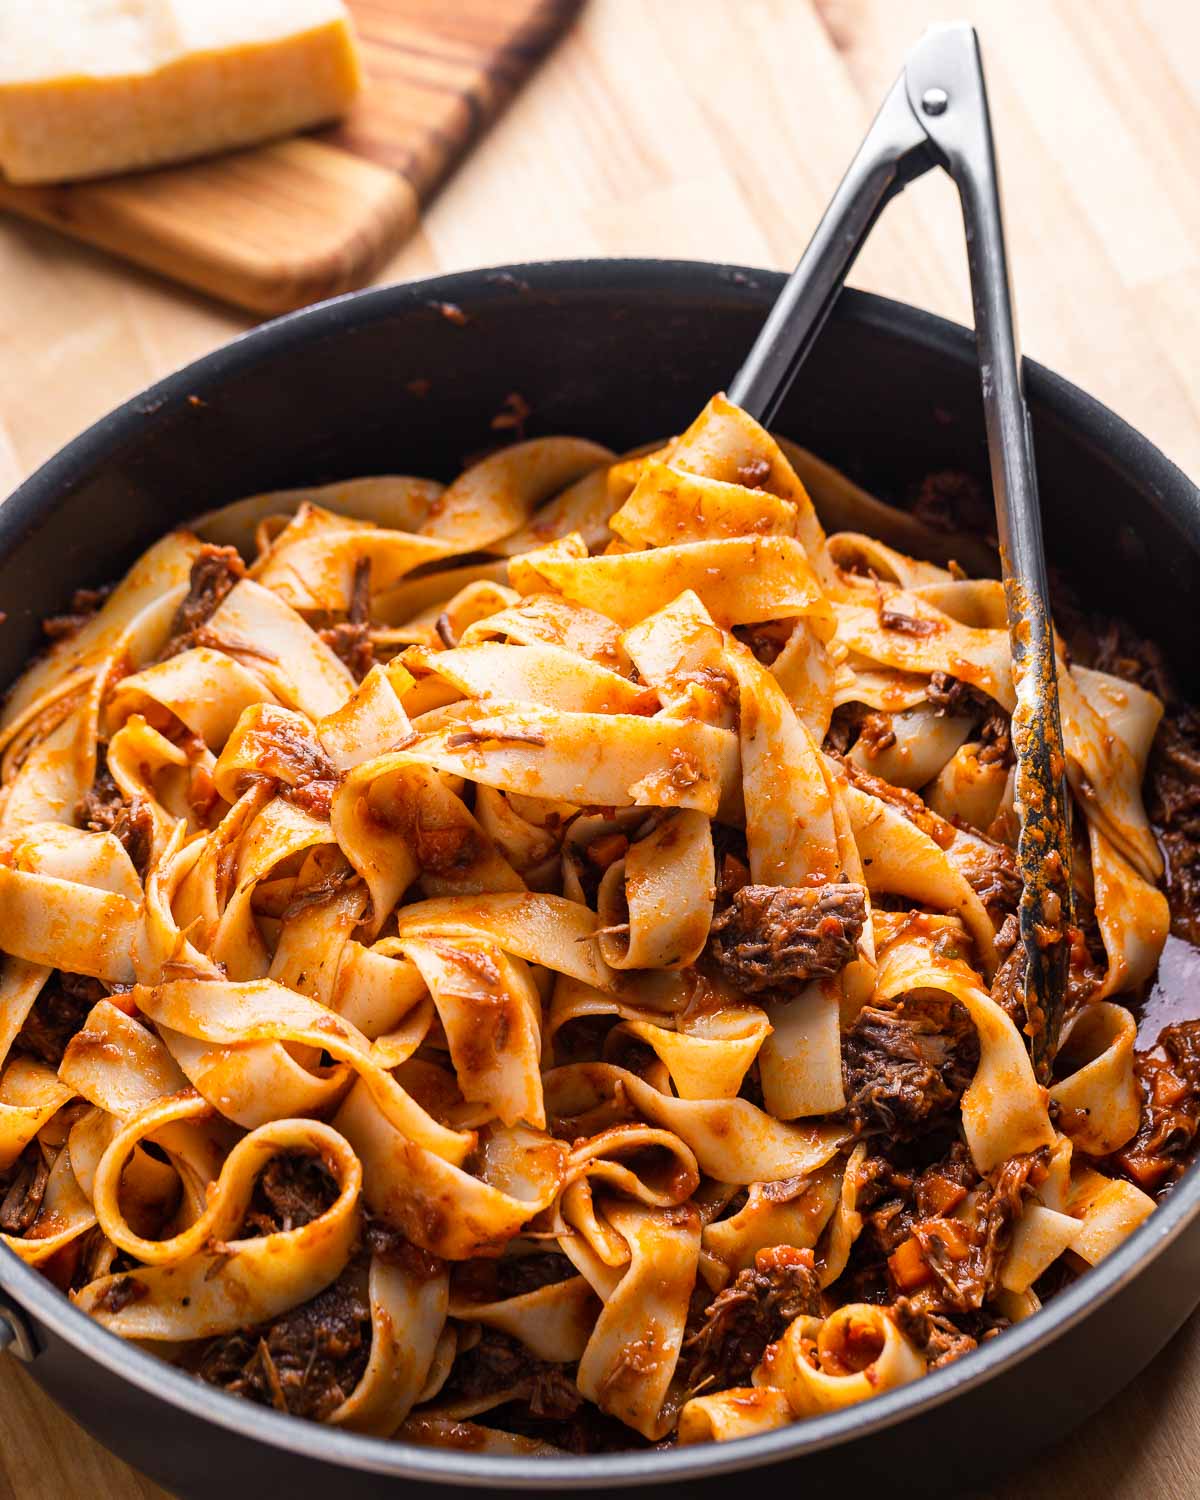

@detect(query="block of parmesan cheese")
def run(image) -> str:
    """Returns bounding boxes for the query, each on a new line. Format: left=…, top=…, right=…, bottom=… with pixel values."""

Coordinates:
left=0, top=0, right=363, bottom=185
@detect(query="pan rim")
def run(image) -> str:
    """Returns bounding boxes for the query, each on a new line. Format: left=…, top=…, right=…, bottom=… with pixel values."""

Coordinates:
left=1, top=255, right=1198, bottom=1487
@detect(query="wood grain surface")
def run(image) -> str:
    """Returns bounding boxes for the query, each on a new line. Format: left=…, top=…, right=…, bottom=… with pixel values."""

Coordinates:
left=1, top=2, right=1198, bottom=1496
left=0, top=0, right=582, bottom=313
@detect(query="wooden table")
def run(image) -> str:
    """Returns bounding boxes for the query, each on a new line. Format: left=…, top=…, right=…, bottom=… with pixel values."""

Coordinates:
left=1, top=2, right=1197, bottom=1495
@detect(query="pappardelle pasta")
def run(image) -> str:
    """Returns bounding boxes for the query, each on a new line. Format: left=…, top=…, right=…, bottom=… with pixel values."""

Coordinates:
left=1, top=393, right=1197, bottom=1454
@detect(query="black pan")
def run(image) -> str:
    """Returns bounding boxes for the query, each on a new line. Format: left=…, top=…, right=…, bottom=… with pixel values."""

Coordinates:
left=1, top=260, right=1198, bottom=1499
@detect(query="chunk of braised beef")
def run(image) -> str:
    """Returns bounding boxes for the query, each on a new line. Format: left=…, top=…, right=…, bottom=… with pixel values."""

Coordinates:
left=912, top=1151, right=1045, bottom=1312
left=966, top=835, right=1022, bottom=928
left=681, top=1246, right=820, bottom=1395
left=76, top=762, right=156, bottom=877
left=841, top=996, right=979, bottom=1140
left=890, top=1297, right=981, bottom=1369
left=442, top=1328, right=582, bottom=1420
left=94, top=1274, right=151, bottom=1315
left=155, top=544, right=246, bottom=662
left=15, top=972, right=107, bottom=1067
left=708, top=882, right=866, bottom=997
left=0, top=1142, right=50, bottom=1234
left=319, top=557, right=375, bottom=682
left=454, top=1251, right=578, bottom=1304
left=196, top=1270, right=371, bottom=1420
left=241, top=1152, right=341, bottom=1238
left=1148, top=703, right=1200, bottom=945
left=42, top=584, right=113, bottom=642
left=1112, top=1019, right=1200, bottom=1193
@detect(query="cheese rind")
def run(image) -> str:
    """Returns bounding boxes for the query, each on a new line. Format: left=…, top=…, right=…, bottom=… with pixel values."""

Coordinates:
left=0, top=2, right=362, bottom=185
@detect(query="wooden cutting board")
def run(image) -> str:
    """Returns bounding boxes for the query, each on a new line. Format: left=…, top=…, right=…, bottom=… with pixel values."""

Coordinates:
left=0, top=0, right=581, bottom=315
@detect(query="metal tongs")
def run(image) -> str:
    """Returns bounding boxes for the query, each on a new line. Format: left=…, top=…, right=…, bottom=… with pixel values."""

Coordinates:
left=729, top=22, right=1072, bottom=1080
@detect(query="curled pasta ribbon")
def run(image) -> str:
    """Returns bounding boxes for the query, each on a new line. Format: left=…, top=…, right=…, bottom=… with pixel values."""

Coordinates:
left=133, top=978, right=474, bottom=1164
left=1049, top=1001, right=1141, bottom=1155
left=732, top=645, right=841, bottom=886
left=1088, top=822, right=1170, bottom=1000
left=405, top=640, right=652, bottom=716
left=840, top=775, right=998, bottom=975
left=253, top=509, right=456, bottom=614
left=335, top=1080, right=566, bottom=1259
left=1, top=532, right=202, bottom=737
left=330, top=1256, right=450, bottom=1437
left=398, top=937, right=545, bottom=1129
left=394, top=700, right=739, bottom=819
left=702, top=1166, right=841, bottom=1289
left=0, top=958, right=52, bottom=1070
left=596, top=809, right=715, bottom=970
left=107, top=646, right=278, bottom=752
left=576, top=1200, right=701, bottom=1440
left=620, top=590, right=736, bottom=730
left=529, top=534, right=834, bottom=637
left=389, top=892, right=615, bottom=991
left=79, top=1105, right=362, bottom=1340
left=755, top=1304, right=926, bottom=1416
left=0, top=824, right=144, bottom=984
left=416, top=437, right=613, bottom=552
left=758, top=981, right=846, bottom=1119
left=1059, top=666, right=1162, bottom=884
left=1068, top=1166, right=1156, bottom=1267
left=848, top=702, right=975, bottom=791
left=1, top=1143, right=97, bottom=1265
left=618, top=1001, right=771, bottom=1102
left=544, top=1062, right=847, bottom=1184
left=610, top=460, right=800, bottom=548
left=872, top=927, right=1055, bottom=1172
left=459, top=592, right=631, bottom=674
left=211, top=473, right=446, bottom=541
left=201, top=578, right=355, bottom=720
left=0, top=1056, right=73, bottom=1170
left=677, top=1386, right=794, bottom=1445
left=448, top=1272, right=599, bottom=1364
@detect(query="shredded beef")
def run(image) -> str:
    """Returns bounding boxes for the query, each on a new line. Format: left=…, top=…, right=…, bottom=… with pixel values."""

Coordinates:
left=157, top=544, right=246, bottom=661
left=682, top=1246, right=820, bottom=1394
left=43, top=585, right=112, bottom=642
left=708, top=882, right=866, bottom=997
left=242, top=1151, right=341, bottom=1238
left=842, top=996, right=979, bottom=1139
left=1112, top=1019, right=1200, bottom=1193
left=926, top=671, right=990, bottom=718
left=15, top=971, right=107, bottom=1066
left=732, top=621, right=792, bottom=666
left=909, top=470, right=995, bottom=541
left=197, top=1270, right=371, bottom=1421
left=235, top=716, right=339, bottom=820
left=913, top=1151, right=1044, bottom=1312
left=77, top=764, right=155, bottom=877
left=890, top=1297, right=981, bottom=1369
left=443, top=1328, right=583, bottom=1421
left=839, top=758, right=953, bottom=846
left=1148, top=704, right=1200, bottom=944
left=454, top=1251, right=577, bottom=1304
left=0, top=1142, right=50, bottom=1233
left=94, top=1274, right=150, bottom=1314
left=966, top=835, right=1022, bottom=928
left=320, top=557, right=375, bottom=682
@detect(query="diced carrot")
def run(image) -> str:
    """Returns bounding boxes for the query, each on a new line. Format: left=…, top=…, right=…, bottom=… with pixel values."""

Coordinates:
left=920, top=1174, right=968, bottom=1217
left=917, top=1217, right=972, bottom=1260
left=586, top=832, right=629, bottom=869
left=888, top=1236, right=932, bottom=1291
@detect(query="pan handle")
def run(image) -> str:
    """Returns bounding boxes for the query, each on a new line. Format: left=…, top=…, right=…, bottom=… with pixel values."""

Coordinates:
left=0, top=1290, right=39, bottom=1361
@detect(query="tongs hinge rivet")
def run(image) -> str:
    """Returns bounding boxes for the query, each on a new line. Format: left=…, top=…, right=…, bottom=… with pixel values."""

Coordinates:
left=921, top=87, right=949, bottom=115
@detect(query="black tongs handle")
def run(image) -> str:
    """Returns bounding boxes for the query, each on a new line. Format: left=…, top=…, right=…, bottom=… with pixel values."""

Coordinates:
left=732, top=23, right=1074, bottom=1078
